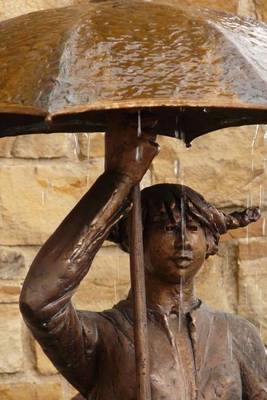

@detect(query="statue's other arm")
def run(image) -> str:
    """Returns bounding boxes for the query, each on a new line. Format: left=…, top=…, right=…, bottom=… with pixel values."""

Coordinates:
left=19, top=132, right=158, bottom=397
left=233, top=317, right=267, bottom=399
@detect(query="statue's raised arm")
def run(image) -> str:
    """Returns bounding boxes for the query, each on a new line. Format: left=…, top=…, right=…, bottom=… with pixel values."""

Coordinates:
left=19, top=130, right=159, bottom=397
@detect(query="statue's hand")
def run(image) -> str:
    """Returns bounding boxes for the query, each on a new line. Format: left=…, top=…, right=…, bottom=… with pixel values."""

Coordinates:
left=107, top=130, right=159, bottom=184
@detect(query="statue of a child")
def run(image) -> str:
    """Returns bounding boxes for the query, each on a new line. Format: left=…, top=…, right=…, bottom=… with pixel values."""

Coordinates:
left=20, top=133, right=266, bottom=399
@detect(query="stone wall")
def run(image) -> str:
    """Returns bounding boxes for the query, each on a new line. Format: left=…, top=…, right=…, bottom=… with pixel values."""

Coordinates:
left=0, top=0, right=266, bottom=398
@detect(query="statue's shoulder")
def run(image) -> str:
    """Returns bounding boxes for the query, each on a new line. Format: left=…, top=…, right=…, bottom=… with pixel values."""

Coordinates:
left=198, top=303, right=258, bottom=336
left=76, top=300, right=134, bottom=342
left=200, top=303, right=262, bottom=345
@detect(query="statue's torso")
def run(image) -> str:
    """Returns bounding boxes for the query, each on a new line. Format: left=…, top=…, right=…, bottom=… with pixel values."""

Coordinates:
left=88, top=301, right=245, bottom=400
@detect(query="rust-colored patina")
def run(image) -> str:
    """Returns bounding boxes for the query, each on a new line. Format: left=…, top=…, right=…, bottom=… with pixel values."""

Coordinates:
left=1, top=0, right=267, bottom=143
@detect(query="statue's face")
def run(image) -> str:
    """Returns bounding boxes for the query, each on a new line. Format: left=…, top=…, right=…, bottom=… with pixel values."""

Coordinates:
left=143, top=214, right=207, bottom=284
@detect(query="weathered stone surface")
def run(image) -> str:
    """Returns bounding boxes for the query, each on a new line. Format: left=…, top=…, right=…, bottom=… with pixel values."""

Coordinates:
left=11, top=133, right=77, bottom=160
left=0, top=0, right=83, bottom=21
left=0, top=281, right=21, bottom=303
left=0, top=160, right=104, bottom=245
left=73, top=246, right=130, bottom=311
left=0, top=382, right=63, bottom=400
left=0, top=137, right=15, bottom=158
left=152, top=125, right=267, bottom=208
left=195, top=242, right=238, bottom=313
left=255, top=0, right=267, bottom=21
left=34, top=341, right=58, bottom=375
left=237, top=0, right=257, bottom=17
left=238, top=254, right=267, bottom=344
left=0, top=304, right=23, bottom=373
left=0, top=246, right=25, bottom=279
left=239, top=237, right=267, bottom=260
left=78, top=132, right=105, bottom=160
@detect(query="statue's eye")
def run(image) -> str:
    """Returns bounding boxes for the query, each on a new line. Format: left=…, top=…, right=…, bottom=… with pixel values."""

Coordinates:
left=165, top=225, right=176, bottom=232
left=188, top=224, right=198, bottom=232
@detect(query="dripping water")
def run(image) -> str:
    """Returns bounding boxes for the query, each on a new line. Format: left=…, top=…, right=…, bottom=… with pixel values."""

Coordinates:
left=136, top=110, right=142, bottom=161
left=227, top=322, right=233, bottom=361
left=86, top=133, right=91, bottom=187
left=178, top=277, right=183, bottom=332
left=262, top=217, right=266, bottom=236
left=73, top=132, right=80, bottom=159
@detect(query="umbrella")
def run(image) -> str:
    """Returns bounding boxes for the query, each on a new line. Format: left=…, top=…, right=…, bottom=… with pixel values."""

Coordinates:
left=1, top=0, right=267, bottom=142
left=1, top=1, right=267, bottom=399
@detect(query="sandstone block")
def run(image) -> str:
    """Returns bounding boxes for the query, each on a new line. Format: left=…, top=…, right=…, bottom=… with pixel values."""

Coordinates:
left=238, top=257, right=267, bottom=344
left=11, top=133, right=77, bottom=160
left=0, top=137, right=15, bottom=157
left=0, top=304, right=23, bottom=373
left=255, top=1, right=267, bottom=21
left=73, top=246, right=130, bottom=311
left=0, top=1, right=82, bottom=21
left=239, top=237, right=267, bottom=261
left=34, top=341, right=58, bottom=375
left=152, top=125, right=267, bottom=209
left=78, top=132, right=105, bottom=160
left=0, top=160, right=104, bottom=245
left=0, top=382, right=63, bottom=400
left=0, top=246, right=25, bottom=279
left=0, top=281, right=21, bottom=303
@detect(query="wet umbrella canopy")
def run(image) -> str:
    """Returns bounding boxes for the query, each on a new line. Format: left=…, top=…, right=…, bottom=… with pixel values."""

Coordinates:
left=0, top=0, right=267, bottom=143
left=1, top=1, right=267, bottom=399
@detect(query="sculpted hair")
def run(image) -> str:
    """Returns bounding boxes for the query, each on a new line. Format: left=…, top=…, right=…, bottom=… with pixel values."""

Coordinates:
left=108, top=184, right=260, bottom=256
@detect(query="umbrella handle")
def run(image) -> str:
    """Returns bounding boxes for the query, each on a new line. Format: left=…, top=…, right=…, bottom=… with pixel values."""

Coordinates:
left=105, top=120, right=151, bottom=400
left=130, top=183, right=151, bottom=400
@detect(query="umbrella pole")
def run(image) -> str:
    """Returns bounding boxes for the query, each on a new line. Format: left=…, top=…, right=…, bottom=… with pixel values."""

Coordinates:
left=129, top=183, right=151, bottom=400
left=105, top=120, right=151, bottom=400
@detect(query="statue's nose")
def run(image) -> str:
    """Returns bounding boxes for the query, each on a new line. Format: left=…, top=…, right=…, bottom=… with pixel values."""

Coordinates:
left=174, top=228, right=192, bottom=251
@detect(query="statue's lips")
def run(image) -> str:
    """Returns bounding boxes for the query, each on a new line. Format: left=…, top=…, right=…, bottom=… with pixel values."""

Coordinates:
left=171, top=253, right=193, bottom=268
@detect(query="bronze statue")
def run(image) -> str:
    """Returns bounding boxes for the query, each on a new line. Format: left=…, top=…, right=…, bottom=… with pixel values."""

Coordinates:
left=19, top=134, right=266, bottom=399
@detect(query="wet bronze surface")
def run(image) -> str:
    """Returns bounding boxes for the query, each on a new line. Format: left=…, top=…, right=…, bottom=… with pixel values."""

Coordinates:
left=1, top=0, right=267, bottom=139
left=19, top=133, right=267, bottom=399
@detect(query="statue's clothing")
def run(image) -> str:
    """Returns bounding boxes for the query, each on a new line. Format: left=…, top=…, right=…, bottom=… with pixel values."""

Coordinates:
left=27, top=297, right=267, bottom=400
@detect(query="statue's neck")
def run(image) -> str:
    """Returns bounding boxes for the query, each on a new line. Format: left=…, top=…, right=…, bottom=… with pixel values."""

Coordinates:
left=144, top=273, right=198, bottom=315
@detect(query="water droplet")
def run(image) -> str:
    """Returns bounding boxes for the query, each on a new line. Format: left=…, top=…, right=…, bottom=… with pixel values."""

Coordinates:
left=259, top=185, right=263, bottom=208
left=174, top=160, right=179, bottom=176
left=73, top=133, right=80, bottom=158
left=262, top=217, right=266, bottom=236
left=136, top=146, right=142, bottom=161
left=251, top=124, right=259, bottom=150
left=137, top=110, right=142, bottom=137
left=41, top=190, right=46, bottom=206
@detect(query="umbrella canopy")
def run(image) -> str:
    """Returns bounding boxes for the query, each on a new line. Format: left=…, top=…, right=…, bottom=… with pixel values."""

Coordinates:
left=0, top=0, right=267, bottom=144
